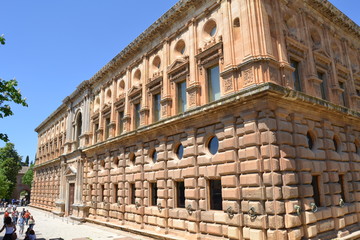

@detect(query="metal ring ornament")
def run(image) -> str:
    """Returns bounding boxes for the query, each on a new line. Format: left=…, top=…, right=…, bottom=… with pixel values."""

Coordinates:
left=248, top=207, right=257, bottom=220
left=294, top=205, right=301, bottom=216
left=310, top=203, right=318, bottom=213
left=135, top=201, right=140, bottom=209
left=226, top=206, right=235, bottom=219
left=157, top=203, right=162, bottom=212
left=186, top=204, right=193, bottom=215
left=117, top=200, right=121, bottom=206
left=339, top=198, right=345, bottom=208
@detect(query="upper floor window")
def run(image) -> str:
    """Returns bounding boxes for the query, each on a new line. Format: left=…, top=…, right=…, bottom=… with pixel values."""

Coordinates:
left=118, top=111, right=124, bottom=135
left=339, top=81, right=347, bottom=106
left=134, top=103, right=141, bottom=129
left=105, top=117, right=110, bottom=139
left=317, top=72, right=327, bottom=100
left=153, top=93, right=161, bottom=122
left=75, top=113, right=82, bottom=147
left=177, top=81, right=187, bottom=114
left=207, top=65, right=220, bottom=102
left=291, top=60, right=302, bottom=92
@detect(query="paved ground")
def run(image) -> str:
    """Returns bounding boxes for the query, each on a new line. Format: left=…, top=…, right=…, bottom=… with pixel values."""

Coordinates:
left=0, top=206, right=154, bottom=240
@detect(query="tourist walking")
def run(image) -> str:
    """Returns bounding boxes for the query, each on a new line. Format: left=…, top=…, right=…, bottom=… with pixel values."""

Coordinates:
left=28, top=216, right=35, bottom=230
left=0, top=216, right=17, bottom=240
left=24, top=210, right=30, bottom=225
left=11, top=210, right=18, bottom=225
left=18, top=215, right=25, bottom=235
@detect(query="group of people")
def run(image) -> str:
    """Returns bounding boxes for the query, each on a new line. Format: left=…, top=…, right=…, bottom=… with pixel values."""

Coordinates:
left=1, top=204, right=36, bottom=240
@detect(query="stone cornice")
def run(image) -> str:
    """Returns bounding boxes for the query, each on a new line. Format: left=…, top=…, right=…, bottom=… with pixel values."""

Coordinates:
left=306, top=0, right=360, bottom=39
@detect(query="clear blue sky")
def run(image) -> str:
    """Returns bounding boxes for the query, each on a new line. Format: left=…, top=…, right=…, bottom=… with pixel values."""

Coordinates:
left=0, top=0, right=359, bottom=163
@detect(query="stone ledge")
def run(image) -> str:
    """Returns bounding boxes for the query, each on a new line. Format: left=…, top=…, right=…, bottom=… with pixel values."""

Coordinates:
left=85, top=218, right=185, bottom=240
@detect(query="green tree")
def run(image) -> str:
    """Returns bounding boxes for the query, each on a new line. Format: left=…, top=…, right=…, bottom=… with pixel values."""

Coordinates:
left=0, top=35, right=28, bottom=142
left=22, top=164, right=33, bottom=187
left=0, top=143, right=22, bottom=198
left=0, top=170, right=10, bottom=199
left=24, top=155, right=30, bottom=166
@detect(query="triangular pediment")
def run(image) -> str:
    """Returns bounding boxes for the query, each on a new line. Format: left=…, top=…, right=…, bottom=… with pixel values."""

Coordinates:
left=64, top=166, right=77, bottom=176
left=167, top=57, right=189, bottom=73
left=128, top=85, right=141, bottom=95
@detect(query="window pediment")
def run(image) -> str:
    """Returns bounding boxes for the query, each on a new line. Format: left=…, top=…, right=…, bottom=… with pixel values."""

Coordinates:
left=195, top=41, right=223, bottom=67
left=64, top=166, right=77, bottom=176
left=168, top=57, right=189, bottom=83
left=128, top=86, right=142, bottom=102
left=286, top=36, right=308, bottom=59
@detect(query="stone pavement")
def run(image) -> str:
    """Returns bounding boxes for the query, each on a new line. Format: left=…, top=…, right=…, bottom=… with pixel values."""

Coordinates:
left=0, top=206, right=154, bottom=240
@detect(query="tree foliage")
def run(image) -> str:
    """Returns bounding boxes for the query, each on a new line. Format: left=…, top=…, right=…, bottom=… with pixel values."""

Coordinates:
left=22, top=164, right=34, bottom=187
left=0, top=170, right=10, bottom=199
left=0, top=143, right=22, bottom=198
left=0, top=34, right=28, bottom=142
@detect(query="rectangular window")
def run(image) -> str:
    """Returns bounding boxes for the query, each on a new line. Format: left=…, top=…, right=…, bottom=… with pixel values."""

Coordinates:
left=118, top=111, right=124, bottom=135
left=130, top=183, right=136, bottom=204
left=177, top=81, right=187, bottom=113
left=134, top=103, right=141, bottom=129
left=209, top=180, right=222, bottom=210
left=113, top=183, right=118, bottom=203
left=150, top=182, right=158, bottom=206
left=105, top=117, right=110, bottom=139
left=153, top=93, right=161, bottom=122
left=100, top=184, right=105, bottom=202
left=318, top=72, right=327, bottom=100
left=311, top=175, right=321, bottom=207
left=207, top=65, right=221, bottom=102
left=176, top=181, right=185, bottom=208
left=94, top=123, right=99, bottom=142
left=291, top=60, right=302, bottom=92
left=339, top=82, right=346, bottom=106
left=339, top=175, right=346, bottom=202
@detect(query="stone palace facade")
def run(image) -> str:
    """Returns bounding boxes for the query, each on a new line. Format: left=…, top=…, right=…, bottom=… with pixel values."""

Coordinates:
left=31, top=0, right=360, bottom=239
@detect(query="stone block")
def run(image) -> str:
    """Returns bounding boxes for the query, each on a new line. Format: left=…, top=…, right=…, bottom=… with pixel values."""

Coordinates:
left=278, top=156, right=297, bottom=171
left=261, top=145, right=280, bottom=158
left=268, top=215, right=285, bottom=229
left=266, top=186, right=282, bottom=200
left=279, top=145, right=296, bottom=159
left=218, top=162, right=238, bottom=175
left=283, top=173, right=298, bottom=185
left=242, top=187, right=266, bottom=200
left=285, top=214, right=301, bottom=228
left=261, top=131, right=277, bottom=144
left=282, top=186, right=298, bottom=199
left=240, top=173, right=261, bottom=186
left=277, top=131, right=293, bottom=145
left=258, top=118, right=277, bottom=131
left=288, top=228, right=303, bottom=240
left=263, top=172, right=282, bottom=186
left=241, top=160, right=262, bottom=173
left=221, top=175, right=238, bottom=187
left=305, top=224, right=318, bottom=238
left=278, top=121, right=292, bottom=132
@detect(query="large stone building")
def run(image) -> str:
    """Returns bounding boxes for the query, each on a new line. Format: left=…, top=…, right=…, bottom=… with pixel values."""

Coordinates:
left=31, top=0, right=360, bottom=239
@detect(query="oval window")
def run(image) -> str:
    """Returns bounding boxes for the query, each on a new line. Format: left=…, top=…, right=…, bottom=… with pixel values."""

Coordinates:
left=176, top=144, right=184, bottom=159
left=208, top=136, right=219, bottom=155
left=152, top=150, right=158, bottom=163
